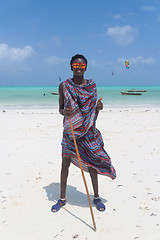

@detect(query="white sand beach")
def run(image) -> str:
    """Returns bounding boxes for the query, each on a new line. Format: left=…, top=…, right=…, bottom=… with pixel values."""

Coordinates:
left=0, top=107, right=160, bottom=240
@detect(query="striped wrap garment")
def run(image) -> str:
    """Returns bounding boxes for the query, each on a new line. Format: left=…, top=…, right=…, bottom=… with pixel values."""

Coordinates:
left=61, top=78, right=116, bottom=179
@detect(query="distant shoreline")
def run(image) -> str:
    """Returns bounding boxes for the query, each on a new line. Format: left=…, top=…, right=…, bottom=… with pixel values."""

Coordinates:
left=0, top=86, right=160, bottom=109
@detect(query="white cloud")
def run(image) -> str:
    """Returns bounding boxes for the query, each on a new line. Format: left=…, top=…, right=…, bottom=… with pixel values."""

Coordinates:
left=128, top=12, right=135, bottom=17
left=103, top=60, right=113, bottom=67
left=140, top=57, right=155, bottom=64
left=52, top=36, right=63, bottom=45
left=45, top=56, right=67, bottom=66
left=157, top=16, right=160, bottom=21
left=89, top=59, right=96, bottom=67
left=141, top=6, right=155, bottom=11
left=113, top=14, right=121, bottom=19
left=0, top=43, right=34, bottom=61
left=106, top=25, right=137, bottom=45
left=118, top=56, right=155, bottom=65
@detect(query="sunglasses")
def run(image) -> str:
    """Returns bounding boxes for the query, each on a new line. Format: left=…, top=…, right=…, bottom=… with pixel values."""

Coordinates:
left=72, top=63, right=86, bottom=69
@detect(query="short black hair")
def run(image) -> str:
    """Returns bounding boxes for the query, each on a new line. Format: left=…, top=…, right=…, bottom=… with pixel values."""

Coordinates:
left=70, top=54, right=88, bottom=68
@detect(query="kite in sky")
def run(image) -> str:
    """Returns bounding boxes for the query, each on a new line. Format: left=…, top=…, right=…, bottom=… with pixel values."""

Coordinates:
left=125, top=60, right=129, bottom=69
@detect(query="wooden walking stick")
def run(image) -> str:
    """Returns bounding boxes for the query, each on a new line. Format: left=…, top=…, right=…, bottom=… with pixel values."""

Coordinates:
left=69, top=117, right=96, bottom=231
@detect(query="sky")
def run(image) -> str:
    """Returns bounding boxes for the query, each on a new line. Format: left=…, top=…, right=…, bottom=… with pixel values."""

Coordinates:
left=0, top=0, right=160, bottom=86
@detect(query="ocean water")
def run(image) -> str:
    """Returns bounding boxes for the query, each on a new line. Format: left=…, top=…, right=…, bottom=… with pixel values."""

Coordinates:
left=0, top=86, right=160, bottom=109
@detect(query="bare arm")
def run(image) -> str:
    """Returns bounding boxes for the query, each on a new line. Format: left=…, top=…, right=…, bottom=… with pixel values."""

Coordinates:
left=59, top=83, right=74, bottom=116
left=59, top=83, right=64, bottom=115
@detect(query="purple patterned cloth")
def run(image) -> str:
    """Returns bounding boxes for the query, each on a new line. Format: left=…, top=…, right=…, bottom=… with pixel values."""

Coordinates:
left=61, top=78, right=116, bottom=179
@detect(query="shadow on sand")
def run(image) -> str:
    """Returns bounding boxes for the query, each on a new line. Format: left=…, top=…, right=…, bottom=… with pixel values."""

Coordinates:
left=43, top=182, right=107, bottom=207
left=43, top=182, right=107, bottom=230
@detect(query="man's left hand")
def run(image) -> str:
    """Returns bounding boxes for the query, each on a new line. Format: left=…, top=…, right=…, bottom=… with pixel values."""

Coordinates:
left=96, top=97, right=103, bottom=111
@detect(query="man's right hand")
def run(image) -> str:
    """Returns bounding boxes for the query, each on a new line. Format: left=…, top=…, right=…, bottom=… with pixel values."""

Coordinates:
left=63, top=108, right=74, bottom=116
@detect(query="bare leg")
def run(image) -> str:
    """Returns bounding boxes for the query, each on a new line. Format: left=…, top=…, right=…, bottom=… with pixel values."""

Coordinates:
left=51, top=156, right=71, bottom=212
left=60, top=156, right=71, bottom=199
left=88, top=167, right=99, bottom=198
left=89, top=167, right=105, bottom=211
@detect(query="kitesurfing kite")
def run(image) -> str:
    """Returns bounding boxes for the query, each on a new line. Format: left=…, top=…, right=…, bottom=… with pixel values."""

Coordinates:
left=125, top=60, right=129, bottom=69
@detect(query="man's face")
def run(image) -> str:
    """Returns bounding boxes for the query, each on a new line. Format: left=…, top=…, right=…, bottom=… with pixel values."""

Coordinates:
left=72, top=58, right=86, bottom=77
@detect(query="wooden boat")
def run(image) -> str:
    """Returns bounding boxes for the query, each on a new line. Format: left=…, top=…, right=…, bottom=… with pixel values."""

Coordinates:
left=51, top=92, right=59, bottom=95
left=121, top=92, right=142, bottom=95
left=127, top=90, right=147, bottom=92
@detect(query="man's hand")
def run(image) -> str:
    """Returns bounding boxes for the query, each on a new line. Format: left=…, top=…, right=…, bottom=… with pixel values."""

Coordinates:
left=63, top=108, right=74, bottom=116
left=96, top=97, right=103, bottom=112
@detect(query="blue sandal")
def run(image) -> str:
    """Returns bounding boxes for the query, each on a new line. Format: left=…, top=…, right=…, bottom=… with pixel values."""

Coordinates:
left=93, top=198, right=105, bottom=212
left=51, top=199, right=66, bottom=213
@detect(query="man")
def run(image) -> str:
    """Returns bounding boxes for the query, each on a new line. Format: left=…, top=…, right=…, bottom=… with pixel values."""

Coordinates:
left=51, top=54, right=116, bottom=212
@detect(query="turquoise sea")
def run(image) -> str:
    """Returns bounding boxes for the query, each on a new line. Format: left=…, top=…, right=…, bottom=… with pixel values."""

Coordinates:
left=0, top=86, right=160, bottom=109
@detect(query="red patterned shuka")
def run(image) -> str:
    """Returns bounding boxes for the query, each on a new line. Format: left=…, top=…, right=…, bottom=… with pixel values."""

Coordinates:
left=61, top=78, right=116, bottom=180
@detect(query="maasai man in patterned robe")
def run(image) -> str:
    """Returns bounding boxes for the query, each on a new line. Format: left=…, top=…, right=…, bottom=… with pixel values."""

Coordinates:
left=51, top=54, right=116, bottom=212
